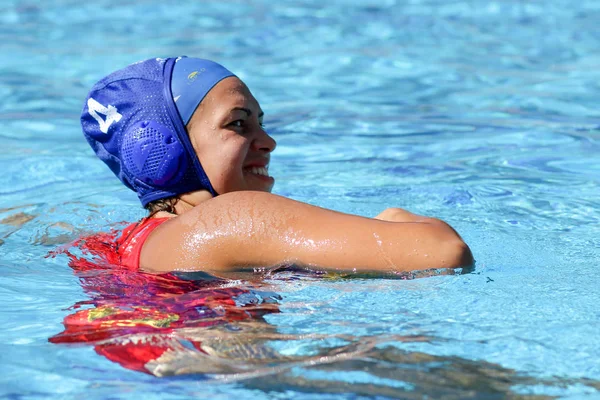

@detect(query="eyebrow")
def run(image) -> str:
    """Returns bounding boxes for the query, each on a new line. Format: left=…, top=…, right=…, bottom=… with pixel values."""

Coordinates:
left=233, top=107, right=264, bottom=118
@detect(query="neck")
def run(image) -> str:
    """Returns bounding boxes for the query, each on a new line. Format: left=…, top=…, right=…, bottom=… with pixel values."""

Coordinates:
left=174, top=190, right=214, bottom=215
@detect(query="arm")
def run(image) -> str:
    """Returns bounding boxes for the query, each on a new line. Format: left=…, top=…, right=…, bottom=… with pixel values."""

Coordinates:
left=374, top=207, right=468, bottom=243
left=374, top=207, right=433, bottom=223
left=141, top=191, right=473, bottom=274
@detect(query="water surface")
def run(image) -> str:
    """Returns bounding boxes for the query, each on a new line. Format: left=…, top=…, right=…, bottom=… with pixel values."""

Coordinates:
left=0, top=0, right=599, bottom=398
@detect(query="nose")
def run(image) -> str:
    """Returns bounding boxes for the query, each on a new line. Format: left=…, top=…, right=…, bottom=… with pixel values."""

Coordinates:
left=252, top=126, right=277, bottom=153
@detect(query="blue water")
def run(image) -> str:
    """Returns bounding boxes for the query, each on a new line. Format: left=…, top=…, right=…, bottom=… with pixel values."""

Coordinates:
left=1, top=0, right=599, bottom=398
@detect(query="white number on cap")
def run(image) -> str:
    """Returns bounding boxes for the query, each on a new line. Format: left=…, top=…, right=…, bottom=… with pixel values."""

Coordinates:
left=88, top=97, right=122, bottom=134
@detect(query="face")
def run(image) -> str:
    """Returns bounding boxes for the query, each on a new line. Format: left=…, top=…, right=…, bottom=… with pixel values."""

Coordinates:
left=186, top=77, right=277, bottom=196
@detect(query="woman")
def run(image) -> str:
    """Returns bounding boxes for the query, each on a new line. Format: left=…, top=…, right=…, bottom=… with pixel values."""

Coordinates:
left=82, top=56, right=473, bottom=276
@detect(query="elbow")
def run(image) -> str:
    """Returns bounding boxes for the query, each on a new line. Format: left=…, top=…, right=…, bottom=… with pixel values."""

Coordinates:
left=425, top=218, right=474, bottom=270
left=442, top=239, right=474, bottom=270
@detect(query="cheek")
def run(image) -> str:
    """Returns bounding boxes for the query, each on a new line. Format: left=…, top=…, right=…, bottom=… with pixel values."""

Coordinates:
left=210, top=164, right=245, bottom=194
left=212, top=141, right=245, bottom=167
left=206, top=143, right=248, bottom=191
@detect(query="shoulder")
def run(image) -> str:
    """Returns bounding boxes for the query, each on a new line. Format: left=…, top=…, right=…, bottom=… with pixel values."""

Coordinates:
left=140, top=192, right=293, bottom=273
left=118, top=217, right=172, bottom=270
left=140, top=191, right=348, bottom=273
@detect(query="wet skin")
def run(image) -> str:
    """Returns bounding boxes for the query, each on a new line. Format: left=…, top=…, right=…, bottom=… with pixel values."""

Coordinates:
left=175, top=77, right=277, bottom=213
left=142, top=77, right=474, bottom=275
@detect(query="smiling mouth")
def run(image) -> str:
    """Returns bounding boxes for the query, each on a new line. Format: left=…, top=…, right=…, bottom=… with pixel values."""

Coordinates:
left=244, top=166, right=270, bottom=177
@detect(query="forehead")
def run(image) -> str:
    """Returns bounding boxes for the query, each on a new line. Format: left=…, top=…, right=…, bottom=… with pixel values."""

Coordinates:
left=202, top=77, right=260, bottom=110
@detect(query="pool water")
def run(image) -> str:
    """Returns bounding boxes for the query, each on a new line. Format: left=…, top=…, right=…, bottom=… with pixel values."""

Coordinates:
left=1, top=0, right=599, bottom=398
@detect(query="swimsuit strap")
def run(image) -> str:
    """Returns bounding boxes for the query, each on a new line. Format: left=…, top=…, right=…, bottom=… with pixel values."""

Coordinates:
left=116, top=218, right=170, bottom=270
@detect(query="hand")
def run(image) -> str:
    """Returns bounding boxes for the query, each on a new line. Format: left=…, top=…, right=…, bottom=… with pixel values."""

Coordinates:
left=373, top=207, right=430, bottom=223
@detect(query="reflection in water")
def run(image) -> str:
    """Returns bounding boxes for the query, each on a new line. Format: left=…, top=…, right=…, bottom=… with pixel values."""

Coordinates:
left=48, top=229, right=281, bottom=375
left=49, top=230, right=597, bottom=398
left=0, top=208, right=36, bottom=246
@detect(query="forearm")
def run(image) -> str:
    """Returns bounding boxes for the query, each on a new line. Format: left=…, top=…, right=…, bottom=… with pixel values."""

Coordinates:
left=374, top=207, right=427, bottom=222
left=289, top=214, right=472, bottom=273
left=372, top=207, right=472, bottom=268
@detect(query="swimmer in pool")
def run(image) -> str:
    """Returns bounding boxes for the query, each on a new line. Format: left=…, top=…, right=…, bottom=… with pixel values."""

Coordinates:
left=82, top=57, right=473, bottom=276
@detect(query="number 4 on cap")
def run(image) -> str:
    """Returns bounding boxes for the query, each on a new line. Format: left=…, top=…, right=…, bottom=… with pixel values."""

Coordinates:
left=88, top=97, right=123, bottom=133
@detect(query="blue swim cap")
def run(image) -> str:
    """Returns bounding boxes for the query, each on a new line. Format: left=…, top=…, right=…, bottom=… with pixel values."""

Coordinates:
left=81, top=57, right=235, bottom=206
left=172, top=57, right=235, bottom=125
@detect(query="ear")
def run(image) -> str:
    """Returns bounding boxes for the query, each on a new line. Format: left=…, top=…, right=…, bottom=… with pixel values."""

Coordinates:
left=121, top=120, right=188, bottom=187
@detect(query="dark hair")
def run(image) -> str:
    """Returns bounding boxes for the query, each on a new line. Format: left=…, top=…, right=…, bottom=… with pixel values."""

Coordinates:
left=144, top=197, right=178, bottom=217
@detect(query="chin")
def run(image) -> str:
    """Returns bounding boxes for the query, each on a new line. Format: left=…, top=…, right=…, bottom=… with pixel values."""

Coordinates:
left=248, top=185, right=274, bottom=193
left=244, top=174, right=275, bottom=192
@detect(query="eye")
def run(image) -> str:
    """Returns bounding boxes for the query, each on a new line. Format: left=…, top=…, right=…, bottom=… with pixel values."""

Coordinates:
left=229, top=120, right=245, bottom=128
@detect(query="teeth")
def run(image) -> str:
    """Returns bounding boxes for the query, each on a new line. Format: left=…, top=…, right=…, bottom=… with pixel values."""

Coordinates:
left=247, top=166, right=269, bottom=177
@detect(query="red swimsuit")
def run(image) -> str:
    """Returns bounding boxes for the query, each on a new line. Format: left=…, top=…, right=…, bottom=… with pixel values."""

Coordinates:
left=116, top=217, right=170, bottom=270
left=50, top=216, right=279, bottom=375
